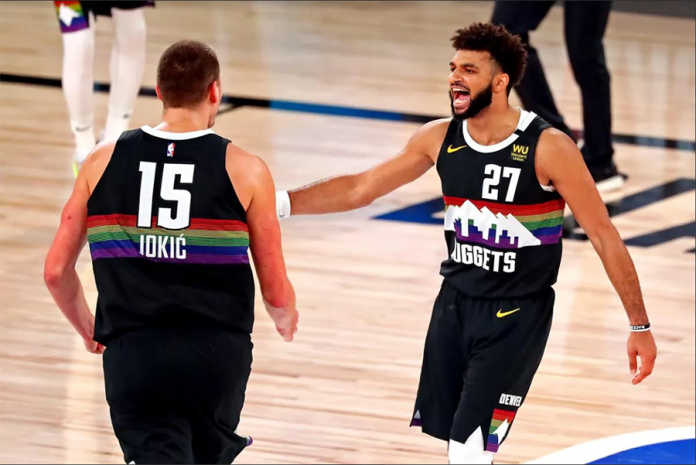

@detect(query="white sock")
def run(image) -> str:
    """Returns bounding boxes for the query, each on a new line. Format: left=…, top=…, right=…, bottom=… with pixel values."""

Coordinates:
left=60, top=18, right=96, bottom=162
left=104, top=7, right=147, bottom=141
left=448, top=428, right=495, bottom=464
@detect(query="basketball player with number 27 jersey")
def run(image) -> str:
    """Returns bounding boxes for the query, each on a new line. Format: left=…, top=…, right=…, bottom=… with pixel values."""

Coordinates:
left=44, top=40, right=298, bottom=464
left=275, top=23, right=657, bottom=464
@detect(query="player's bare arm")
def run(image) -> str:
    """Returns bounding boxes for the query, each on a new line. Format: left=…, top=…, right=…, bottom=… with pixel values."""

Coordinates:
left=283, top=118, right=450, bottom=216
left=43, top=141, right=115, bottom=354
left=536, top=129, right=657, bottom=385
left=227, top=144, right=298, bottom=342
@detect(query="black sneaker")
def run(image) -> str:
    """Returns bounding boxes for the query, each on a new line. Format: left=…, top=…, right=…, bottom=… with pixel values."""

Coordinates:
left=588, top=162, right=627, bottom=193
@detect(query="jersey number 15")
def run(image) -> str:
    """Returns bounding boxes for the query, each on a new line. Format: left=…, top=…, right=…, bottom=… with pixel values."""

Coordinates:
left=137, top=161, right=195, bottom=229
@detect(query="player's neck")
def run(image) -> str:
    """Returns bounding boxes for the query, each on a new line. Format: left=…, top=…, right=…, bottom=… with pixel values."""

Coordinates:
left=465, top=104, right=520, bottom=146
left=157, top=108, right=211, bottom=133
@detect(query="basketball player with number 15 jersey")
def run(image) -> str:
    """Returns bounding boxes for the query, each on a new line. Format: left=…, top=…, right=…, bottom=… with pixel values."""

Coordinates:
left=276, top=23, right=657, bottom=464
left=45, top=40, right=299, bottom=464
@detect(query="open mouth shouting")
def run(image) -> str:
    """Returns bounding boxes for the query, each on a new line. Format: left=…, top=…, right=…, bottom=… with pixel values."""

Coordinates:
left=451, top=86, right=471, bottom=112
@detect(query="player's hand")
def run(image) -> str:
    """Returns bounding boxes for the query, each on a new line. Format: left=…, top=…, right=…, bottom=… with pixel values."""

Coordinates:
left=278, top=308, right=299, bottom=342
left=83, top=337, right=106, bottom=354
left=264, top=299, right=299, bottom=342
left=269, top=306, right=299, bottom=342
left=627, top=331, right=656, bottom=385
left=80, top=314, right=105, bottom=354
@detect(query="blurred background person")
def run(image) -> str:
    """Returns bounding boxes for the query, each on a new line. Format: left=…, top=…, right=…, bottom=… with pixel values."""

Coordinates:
left=53, top=1, right=152, bottom=175
left=491, top=1, right=624, bottom=192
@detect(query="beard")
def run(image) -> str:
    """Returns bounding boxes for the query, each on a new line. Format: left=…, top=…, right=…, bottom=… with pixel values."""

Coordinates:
left=450, top=82, right=493, bottom=122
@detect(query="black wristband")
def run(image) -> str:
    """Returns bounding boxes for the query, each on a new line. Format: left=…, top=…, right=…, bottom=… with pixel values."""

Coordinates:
left=630, top=323, right=651, bottom=332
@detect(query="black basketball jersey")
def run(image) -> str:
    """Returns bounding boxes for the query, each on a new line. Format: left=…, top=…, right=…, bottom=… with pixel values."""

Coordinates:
left=86, top=126, right=255, bottom=344
left=437, top=110, right=564, bottom=298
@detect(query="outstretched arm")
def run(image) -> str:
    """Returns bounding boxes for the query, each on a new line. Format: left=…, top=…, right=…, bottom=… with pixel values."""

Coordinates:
left=281, top=119, right=449, bottom=217
left=538, top=129, right=657, bottom=385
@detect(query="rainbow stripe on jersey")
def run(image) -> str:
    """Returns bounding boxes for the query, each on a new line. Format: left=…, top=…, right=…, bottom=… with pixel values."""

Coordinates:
left=444, top=196, right=565, bottom=249
left=87, top=214, right=250, bottom=265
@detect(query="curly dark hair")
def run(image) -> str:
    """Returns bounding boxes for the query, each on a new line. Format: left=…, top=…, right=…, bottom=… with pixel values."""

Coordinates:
left=451, top=23, right=527, bottom=95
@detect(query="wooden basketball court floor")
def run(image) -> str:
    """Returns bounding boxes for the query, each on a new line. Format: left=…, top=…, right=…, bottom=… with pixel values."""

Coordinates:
left=0, top=2, right=694, bottom=463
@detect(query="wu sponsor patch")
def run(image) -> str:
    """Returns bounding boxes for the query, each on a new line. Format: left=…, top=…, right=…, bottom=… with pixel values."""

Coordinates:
left=511, top=144, right=528, bottom=162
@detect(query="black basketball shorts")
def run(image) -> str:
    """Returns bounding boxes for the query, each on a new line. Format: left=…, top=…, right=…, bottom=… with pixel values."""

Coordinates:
left=103, top=327, right=252, bottom=464
left=54, top=1, right=154, bottom=34
left=410, top=279, right=554, bottom=453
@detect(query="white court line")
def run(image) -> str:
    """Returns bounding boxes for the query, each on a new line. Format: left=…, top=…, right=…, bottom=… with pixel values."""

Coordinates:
left=528, top=426, right=696, bottom=464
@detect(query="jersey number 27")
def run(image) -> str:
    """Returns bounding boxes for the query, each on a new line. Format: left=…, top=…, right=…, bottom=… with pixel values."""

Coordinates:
left=482, top=164, right=520, bottom=202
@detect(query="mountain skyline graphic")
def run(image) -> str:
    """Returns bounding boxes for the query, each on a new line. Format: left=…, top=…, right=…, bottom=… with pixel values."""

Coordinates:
left=444, top=200, right=541, bottom=249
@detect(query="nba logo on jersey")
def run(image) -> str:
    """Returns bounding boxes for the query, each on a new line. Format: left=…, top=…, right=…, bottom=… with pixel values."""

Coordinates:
left=167, top=142, right=175, bottom=157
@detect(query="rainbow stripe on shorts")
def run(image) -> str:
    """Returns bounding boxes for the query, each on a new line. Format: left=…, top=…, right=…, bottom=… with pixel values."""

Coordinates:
left=54, top=1, right=89, bottom=33
left=486, top=409, right=516, bottom=453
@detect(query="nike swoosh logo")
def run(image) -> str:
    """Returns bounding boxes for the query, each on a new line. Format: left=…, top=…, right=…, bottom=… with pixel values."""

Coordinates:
left=497, top=308, right=521, bottom=318
left=447, top=144, right=467, bottom=153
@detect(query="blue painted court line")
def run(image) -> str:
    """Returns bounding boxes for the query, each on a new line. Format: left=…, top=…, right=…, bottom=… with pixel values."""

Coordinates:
left=1, top=72, right=694, bottom=152
left=589, top=438, right=695, bottom=465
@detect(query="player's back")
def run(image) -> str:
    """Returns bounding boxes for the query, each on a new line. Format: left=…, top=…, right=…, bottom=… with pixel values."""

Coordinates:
left=86, top=125, right=254, bottom=344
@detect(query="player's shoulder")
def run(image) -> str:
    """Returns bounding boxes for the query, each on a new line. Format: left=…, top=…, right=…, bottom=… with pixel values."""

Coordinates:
left=82, top=140, right=117, bottom=191
left=89, top=139, right=118, bottom=161
left=536, top=127, right=583, bottom=168
left=538, top=127, right=579, bottom=153
left=420, top=117, right=452, bottom=137
left=538, top=126, right=574, bottom=145
left=224, top=141, right=273, bottom=194
left=225, top=141, right=268, bottom=175
left=408, top=117, right=451, bottom=147
left=407, top=118, right=452, bottom=159
left=224, top=141, right=273, bottom=209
